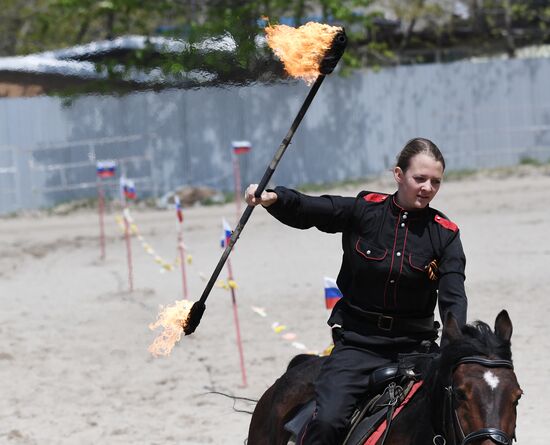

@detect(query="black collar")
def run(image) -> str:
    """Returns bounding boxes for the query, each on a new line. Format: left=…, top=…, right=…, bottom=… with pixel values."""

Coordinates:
left=389, top=193, right=431, bottom=219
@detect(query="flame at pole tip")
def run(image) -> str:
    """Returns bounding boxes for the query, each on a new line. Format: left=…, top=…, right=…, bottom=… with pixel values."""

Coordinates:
left=264, top=22, right=343, bottom=84
left=148, top=299, right=193, bottom=357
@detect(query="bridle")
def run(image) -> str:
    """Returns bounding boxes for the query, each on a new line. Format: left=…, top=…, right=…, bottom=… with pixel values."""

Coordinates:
left=441, top=356, right=515, bottom=445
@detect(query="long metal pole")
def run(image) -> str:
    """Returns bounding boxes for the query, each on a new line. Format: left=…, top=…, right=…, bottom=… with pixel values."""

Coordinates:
left=184, top=74, right=326, bottom=335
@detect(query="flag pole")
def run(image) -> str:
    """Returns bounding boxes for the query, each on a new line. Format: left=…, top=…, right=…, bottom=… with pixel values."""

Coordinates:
left=97, top=180, right=106, bottom=260
left=120, top=177, right=134, bottom=292
left=232, top=155, right=242, bottom=223
left=124, top=216, right=134, bottom=292
left=226, top=258, right=247, bottom=387
left=231, top=141, right=251, bottom=222
left=175, top=196, right=189, bottom=299
left=96, top=160, right=116, bottom=260
left=123, top=209, right=134, bottom=292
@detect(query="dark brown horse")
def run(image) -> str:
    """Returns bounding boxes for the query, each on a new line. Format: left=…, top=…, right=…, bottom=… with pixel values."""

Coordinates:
left=248, top=310, right=522, bottom=445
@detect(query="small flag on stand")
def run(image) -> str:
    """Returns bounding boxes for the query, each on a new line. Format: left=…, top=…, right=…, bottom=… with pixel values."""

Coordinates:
left=175, top=196, right=183, bottom=223
left=232, top=140, right=252, bottom=155
left=220, top=218, right=232, bottom=248
left=96, top=160, right=117, bottom=178
left=120, top=177, right=137, bottom=200
left=324, top=277, right=343, bottom=309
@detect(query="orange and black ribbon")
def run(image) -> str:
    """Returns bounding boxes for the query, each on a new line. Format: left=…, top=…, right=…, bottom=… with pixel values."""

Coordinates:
left=426, top=259, right=439, bottom=281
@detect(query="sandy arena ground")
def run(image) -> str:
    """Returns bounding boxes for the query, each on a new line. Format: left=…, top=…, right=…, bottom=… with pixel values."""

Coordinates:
left=1, top=166, right=549, bottom=444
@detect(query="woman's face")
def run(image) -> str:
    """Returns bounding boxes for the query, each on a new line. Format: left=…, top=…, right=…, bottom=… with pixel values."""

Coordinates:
left=393, top=153, right=444, bottom=210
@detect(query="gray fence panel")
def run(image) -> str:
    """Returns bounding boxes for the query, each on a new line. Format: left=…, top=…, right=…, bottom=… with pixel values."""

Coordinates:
left=1, top=56, right=550, bottom=214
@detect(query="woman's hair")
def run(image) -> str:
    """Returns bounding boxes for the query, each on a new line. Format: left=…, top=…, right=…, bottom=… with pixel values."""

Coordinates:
left=396, top=138, right=445, bottom=172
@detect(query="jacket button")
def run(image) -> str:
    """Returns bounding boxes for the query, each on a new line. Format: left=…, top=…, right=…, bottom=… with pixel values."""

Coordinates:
left=366, top=250, right=371, bottom=254
left=390, top=279, right=395, bottom=284
left=401, top=223, right=405, bottom=227
left=396, top=252, right=401, bottom=257
left=402, top=215, right=408, bottom=220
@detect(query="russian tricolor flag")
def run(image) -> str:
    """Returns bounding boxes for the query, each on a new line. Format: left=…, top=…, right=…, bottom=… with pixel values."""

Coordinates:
left=232, top=140, right=251, bottom=155
left=96, top=160, right=116, bottom=178
left=120, top=177, right=137, bottom=200
left=324, top=277, right=343, bottom=309
left=220, top=218, right=232, bottom=248
left=174, top=196, right=183, bottom=223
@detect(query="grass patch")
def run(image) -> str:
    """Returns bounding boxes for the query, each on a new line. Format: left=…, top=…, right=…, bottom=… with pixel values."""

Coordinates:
left=443, top=169, right=478, bottom=181
left=519, top=156, right=543, bottom=166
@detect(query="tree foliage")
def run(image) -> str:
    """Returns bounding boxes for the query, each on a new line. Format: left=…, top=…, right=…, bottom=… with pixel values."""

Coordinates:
left=1, top=0, right=549, bottom=92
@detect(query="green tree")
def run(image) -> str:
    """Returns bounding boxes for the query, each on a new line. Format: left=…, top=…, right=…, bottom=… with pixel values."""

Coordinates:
left=2, top=0, right=549, bottom=94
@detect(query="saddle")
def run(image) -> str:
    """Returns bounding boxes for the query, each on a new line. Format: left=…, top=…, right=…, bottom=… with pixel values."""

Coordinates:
left=284, top=359, right=426, bottom=445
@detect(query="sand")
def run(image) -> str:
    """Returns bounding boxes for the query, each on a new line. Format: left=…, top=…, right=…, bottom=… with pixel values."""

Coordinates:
left=1, top=166, right=549, bottom=444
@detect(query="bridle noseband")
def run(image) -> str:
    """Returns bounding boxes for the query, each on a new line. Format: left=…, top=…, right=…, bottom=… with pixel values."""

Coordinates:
left=444, top=356, right=515, bottom=445
left=462, top=428, right=512, bottom=445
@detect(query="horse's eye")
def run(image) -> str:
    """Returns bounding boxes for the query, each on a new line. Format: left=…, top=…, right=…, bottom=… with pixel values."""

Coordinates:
left=454, top=388, right=468, bottom=401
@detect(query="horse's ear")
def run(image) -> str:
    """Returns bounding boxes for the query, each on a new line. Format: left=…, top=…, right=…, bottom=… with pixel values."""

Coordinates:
left=494, top=310, right=513, bottom=342
left=442, top=312, right=462, bottom=343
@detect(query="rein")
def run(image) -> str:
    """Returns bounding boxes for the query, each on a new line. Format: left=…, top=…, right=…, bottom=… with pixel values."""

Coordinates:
left=441, top=356, right=515, bottom=445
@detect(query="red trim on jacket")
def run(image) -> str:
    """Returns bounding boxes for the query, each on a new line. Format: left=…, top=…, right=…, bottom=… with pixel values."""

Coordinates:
left=364, top=193, right=389, bottom=203
left=393, top=224, right=409, bottom=307
left=383, top=207, right=401, bottom=308
left=434, top=214, right=458, bottom=232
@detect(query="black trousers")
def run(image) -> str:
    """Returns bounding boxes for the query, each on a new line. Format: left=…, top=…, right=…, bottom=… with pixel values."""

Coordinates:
left=299, top=332, right=431, bottom=445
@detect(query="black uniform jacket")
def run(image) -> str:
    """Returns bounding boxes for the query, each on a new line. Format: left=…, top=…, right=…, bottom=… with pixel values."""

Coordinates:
left=266, top=186, right=467, bottom=344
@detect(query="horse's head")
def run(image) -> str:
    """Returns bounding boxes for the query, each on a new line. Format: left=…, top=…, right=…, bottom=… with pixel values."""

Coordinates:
left=437, top=310, right=523, bottom=445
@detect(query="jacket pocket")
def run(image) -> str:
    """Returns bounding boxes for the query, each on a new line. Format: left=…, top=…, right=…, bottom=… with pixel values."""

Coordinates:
left=355, top=238, right=387, bottom=261
left=408, top=253, right=432, bottom=273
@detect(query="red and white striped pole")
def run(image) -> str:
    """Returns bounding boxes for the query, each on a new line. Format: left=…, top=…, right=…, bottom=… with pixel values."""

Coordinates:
left=231, top=141, right=251, bottom=223
left=232, top=156, right=242, bottom=222
left=96, top=159, right=116, bottom=260
left=226, top=258, right=247, bottom=387
left=221, top=218, right=247, bottom=387
left=120, top=176, right=134, bottom=292
left=175, top=196, right=189, bottom=299
left=123, top=208, right=134, bottom=292
left=97, top=181, right=106, bottom=260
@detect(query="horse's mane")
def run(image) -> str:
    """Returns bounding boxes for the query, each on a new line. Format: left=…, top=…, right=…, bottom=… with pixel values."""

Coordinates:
left=425, top=320, right=512, bottom=393
left=440, top=320, right=512, bottom=370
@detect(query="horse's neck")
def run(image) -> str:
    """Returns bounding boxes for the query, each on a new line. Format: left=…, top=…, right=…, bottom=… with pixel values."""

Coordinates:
left=386, top=385, right=436, bottom=445
left=399, top=369, right=451, bottom=444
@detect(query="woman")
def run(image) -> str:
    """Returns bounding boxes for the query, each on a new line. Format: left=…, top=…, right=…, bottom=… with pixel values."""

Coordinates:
left=245, top=137, right=467, bottom=445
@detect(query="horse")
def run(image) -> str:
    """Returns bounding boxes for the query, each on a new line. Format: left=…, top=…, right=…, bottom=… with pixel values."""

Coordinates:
left=247, top=310, right=522, bottom=445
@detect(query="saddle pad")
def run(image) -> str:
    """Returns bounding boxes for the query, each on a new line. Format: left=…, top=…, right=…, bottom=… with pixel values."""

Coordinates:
left=284, top=381, right=424, bottom=444
left=363, top=380, right=424, bottom=445
left=284, top=400, right=316, bottom=437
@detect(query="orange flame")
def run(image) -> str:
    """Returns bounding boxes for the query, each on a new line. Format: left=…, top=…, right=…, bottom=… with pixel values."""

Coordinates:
left=265, top=22, right=342, bottom=84
left=148, top=299, right=193, bottom=357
